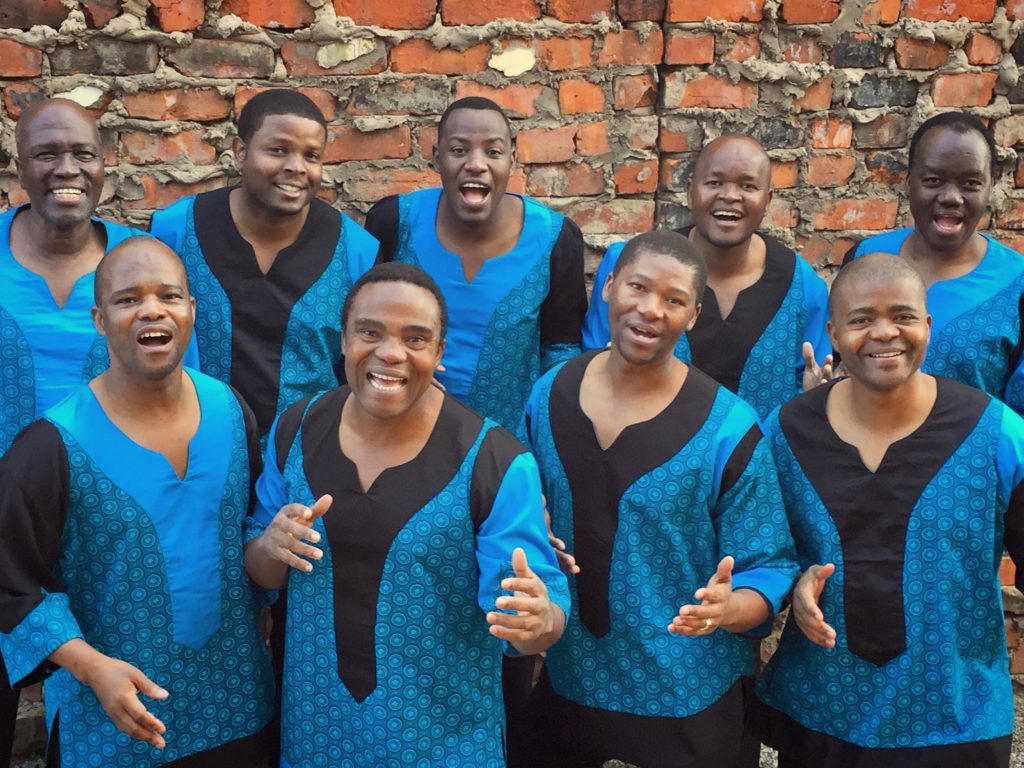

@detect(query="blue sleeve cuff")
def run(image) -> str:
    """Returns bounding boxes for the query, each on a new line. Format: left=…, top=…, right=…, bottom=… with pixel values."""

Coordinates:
left=0, top=592, right=82, bottom=686
left=732, top=568, right=795, bottom=617
left=540, top=343, right=581, bottom=374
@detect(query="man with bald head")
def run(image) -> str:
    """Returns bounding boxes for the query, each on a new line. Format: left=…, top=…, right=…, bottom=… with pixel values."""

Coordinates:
left=585, top=134, right=830, bottom=419
left=753, top=253, right=1024, bottom=767
left=0, top=97, right=151, bottom=764
left=0, top=238, right=274, bottom=767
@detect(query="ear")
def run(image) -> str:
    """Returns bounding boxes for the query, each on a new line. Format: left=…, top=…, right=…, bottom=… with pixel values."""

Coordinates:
left=340, top=328, right=348, bottom=357
left=429, top=142, right=439, bottom=173
left=91, top=305, right=106, bottom=336
left=232, top=136, right=246, bottom=172
left=685, top=302, right=701, bottom=333
left=509, top=143, right=518, bottom=171
left=601, top=272, right=614, bottom=303
left=826, top=320, right=838, bottom=351
left=435, top=337, right=446, bottom=368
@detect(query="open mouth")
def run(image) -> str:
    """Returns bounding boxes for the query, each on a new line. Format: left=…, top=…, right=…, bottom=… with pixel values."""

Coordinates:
left=274, top=182, right=305, bottom=198
left=459, top=181, right=490, bottom=207
left=50, top=187, right=85, bottom=203
left=711, top=210, right=743, bottom=222
left=137, top=330, right=173, bottom=348
left=629, top=325, right=659, bottom=342
left=367, top=371, right=406, bottom=392
left=867, top=350, right=903, bottom=359
left=932, top=213, right=963, bottom=236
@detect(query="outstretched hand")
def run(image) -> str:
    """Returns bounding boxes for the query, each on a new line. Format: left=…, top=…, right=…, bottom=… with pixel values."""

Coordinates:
left=85, top=655, right=169, bottom=749
left=669, top=556, right=735, bottom=636
left=792, top=563, right=836, bottom=648
left=802, top=341, right=835, bottom=392
left=262, top=494, right=332, bottom=573
left=487, top=548, right=560, bottom=652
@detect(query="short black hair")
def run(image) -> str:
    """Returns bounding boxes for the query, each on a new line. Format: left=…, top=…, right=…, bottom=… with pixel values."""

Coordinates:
left=611, top=230, right=708, bottom=301
left=829, top=252, right=927, bottom=317
left=236, top=89, right=327, bottom=144
left=342, top=262, right=448, bottom=339
left=908, top=112, right=998, bottom=178
left=94, top=236, right=190, bottom=306
left=437, top=97, right=513, bottom=144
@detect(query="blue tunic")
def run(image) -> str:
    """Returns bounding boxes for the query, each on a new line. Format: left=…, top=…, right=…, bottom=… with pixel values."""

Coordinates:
left=365, top=189, right=586, bottom=436
left=848, top=228, right=1024, bottom=414
left=0, top=206, right=145, bottom=455
left=150, top=188, right=379, bottom=439
left=0, top=370, right=274, bottom=767
left=755, top=378, right=1024, bottom=765
left=583, top=232, right=830, bottom=420
left=248, top=389, right=570, bottom=768
left=523, top=351, right=798, bottom=764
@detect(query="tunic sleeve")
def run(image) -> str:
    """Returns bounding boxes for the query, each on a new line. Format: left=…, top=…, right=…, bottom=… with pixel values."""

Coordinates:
left=0, top=420, right=81, bottom=687
left=581, top=241, right=622, bottom=351
left=997, top=408, right=1024, bottom=590
left=799, top=261, right=832, bottom=389
left=539, top=218, right=586, bottom=369
left=1002, top=292, right=1024, bottom=416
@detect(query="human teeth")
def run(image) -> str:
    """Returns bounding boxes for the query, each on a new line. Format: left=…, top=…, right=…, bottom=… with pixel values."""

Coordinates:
left=52, top=188, right=82, bottom=197
left=368, top=372, right=404, bottom=391
left=713, top=211, right=740, bottom=219
left=870, top=351, right=901, bottom=358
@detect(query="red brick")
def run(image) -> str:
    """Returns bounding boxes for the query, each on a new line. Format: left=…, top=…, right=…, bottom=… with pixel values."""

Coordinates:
left=454, top=81, right=544, bottom=117
left=1001, top=234, right=1024, bottom=252
left=1008, top=0, right=1024, bottom=19
left=797, top=235, right=856, bottom=267
left=1015, top=155, right=1024, bottom=187
left=666, top=0, right=762, bottom=20
left=614, top=74, right=657, bottom=110
left=771, top=161, right=799, bottom=189
left=123, top=87, right=231, bottom=121
left=83, top=0, right=121, bottom=28
left=1006, top=617, right=1021, bottom=649
left=517, top=125, right=578, bottom=164
left=807, top=154, right=856, bottom=188
left=614, top=159, right=659, bottom=194
left=391, top=39, right=490, bottom=74
left=932, top=72, right=997, bottom=107
left=995, top=116, right=1024, bottom=147
left=626, top=116, right=659, bottom=149
left=665, top=73, right=756, bottom=109
left=0, top=0, right=70, bottom=28
left=123, top=175, right=227, bottom=210
left=863, top=0, right=900, bottom=23
left=997, top=199, right=1024, bottom=229
left=658, top=119, right=702, bottom=152
left=2, top=82, right=45, bottom=119
left=781, top=0, right=838, bottom=23
left=548, top=0, right=613, bottom=21
left=568, top=199, right=655, bottom=234
left=281, top=40, right=386, bottom=77
left=894, top=38, right=949, bottom=69
left=794, top=76, right=832, bottom=111
left=664, top=30, right=715, bottom=65
left=121, top=129, right=217, bottom=165
left=1001, top=554, right=1017, bottom=587
left=234, top=86, right=337, bottom=122
left=345, top=168, right=442, bottom=200
left=559, top=80, right=605, bottom=115
left=324, top=125, right=411, bottom=163
left=854, top=114, right=908, bottom=149
left=765, top=199, right=798, bottom=229
left=811, top=117, right=852, bottom=149
left=721, top=32, right=760, bottom=61
left=1010, top=647, right=1024, bottom=675
left=782, top=36, right=823, bottom=63
left=576, top=121, right=611, bottom=155
left=150, top=0, right=204, bottom=31
left=527, top=163, right=606, bottom=196
left=598, top=28, right=663, bottom=65
left=0, top=40, right=42, bottom=77
left=333, top=0, right=437, bottom=28
left=538, top=37, right=594, bottom=70
left=418, top=125, right=438, bottom=159
left=617, top=0, right=667, bottom=20
left=165, top=39, right=274, bottom=78
left=813, top=199, right=898, bottom=231
left=864, top=151, right=906, bottom=185
left=965, top=33, right=1002, bottom=65
left=220, top=0, right=315, bottom=27
left=904, top=0, right=995, bottom=21
left=441, top=0, right=540, bottom=23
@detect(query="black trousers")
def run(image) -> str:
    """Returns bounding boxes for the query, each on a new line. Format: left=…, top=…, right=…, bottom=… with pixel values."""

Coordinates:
left=0, top=653, right=18, bottom=768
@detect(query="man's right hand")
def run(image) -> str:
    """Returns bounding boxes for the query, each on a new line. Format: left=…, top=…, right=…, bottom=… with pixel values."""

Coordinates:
left=792, top=563, right=836, bottom=648
left=260, top=494, right=332, bottom=573
left=544, top=502, right=579, bottom=575
left=82, top=654, right=169, bottom=749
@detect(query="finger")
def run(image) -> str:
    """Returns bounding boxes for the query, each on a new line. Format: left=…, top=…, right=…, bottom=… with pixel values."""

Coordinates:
left=487, top=609, right=540, bottom=630
left=556, top=550, right=580, bottom=575
left=815, top=562, right=836, bottom=586
left=495, top=594, right=544, bottom=614
left=801, top=341, right=816, bottom=370
left=710, top=556, right=734, bottom=586
left=114, top=713, right=166, bottom=749
left=132, top=669, right=169, bottom=702
left=282, top=539, right=323, bottom=562
left=693, top=584, right=729, bottom=605
left=548, top=533, right=567, bottom=551
left=277, top=549, right=318, bottom=573
left=674, top=603, right=723, bottom=622
left=511, top=547, right=534, bottom=579
left=501, top=576, right=545, bottom=596
left=488, top=624, right=533, bottom=642
left=307, top=494, right=332, bottom=521
left=282, top=518, right=322, bottom=544
left=820, top=362, right=833, bottom=383
left=121, top=690, right=166, bottom=737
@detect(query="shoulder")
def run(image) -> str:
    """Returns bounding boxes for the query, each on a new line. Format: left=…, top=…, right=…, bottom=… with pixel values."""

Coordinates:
left=150, top=193, right=198, bottom=223
left=0, top=207, right=20, bottom=227
left=980, top=235, right=1024, bottom=279
left=852, top=227, right=913, bottom=257
left=99, top=217, right=148, bottom=249
left=365, top=194, right=401, bottom=221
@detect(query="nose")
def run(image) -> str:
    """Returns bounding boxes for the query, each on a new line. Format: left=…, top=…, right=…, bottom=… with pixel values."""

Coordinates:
left=464, top=148, right=487, bottom=172
left=282, top=150, right=306, bottom=175
left=869, top=317, right=899, bottom=341
left=719, top=182, right=741, bottom=201
left=374, top=334, right=407, bottom=364
left=137, top=294, right=167, bottom=319
left=937, top=181, right=963, bottom=206
left=636, top=291, right=664, bottom=319
left=54, top=151, right=78, bottom=176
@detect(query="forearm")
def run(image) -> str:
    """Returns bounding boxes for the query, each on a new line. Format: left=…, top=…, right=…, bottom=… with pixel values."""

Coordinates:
left=244, top=538, right=289, bottom=590
left=718, top=588, right=771, bottom=634
left=49, top=638, right=107, bottom=686
left=511, top=605, right=565, bottom=656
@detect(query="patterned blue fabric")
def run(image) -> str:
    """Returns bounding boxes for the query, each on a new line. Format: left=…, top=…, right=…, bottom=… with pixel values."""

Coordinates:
left=852, top=228, right=1024, bottom=414
left=0, top=371, right=274, bottom=766
left=525, top=362, right=798, bottom=717
left=757, top=398, right=1023, bottom=748
left=583, top=240, right=830, bottom=419
left=393, top=188, right=570, bottom=435
left=0, top=207, right=145, bottom=455
left=250, top=393, right=569, bottom=768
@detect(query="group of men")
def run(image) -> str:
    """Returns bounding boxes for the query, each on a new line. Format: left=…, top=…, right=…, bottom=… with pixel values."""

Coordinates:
left=0, top=87, right=1022, bottom=768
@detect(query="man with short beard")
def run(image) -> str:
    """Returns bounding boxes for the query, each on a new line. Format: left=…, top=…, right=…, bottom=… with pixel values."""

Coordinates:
left=585, top=135, right=830, bottom=419
left=0, top=98, right=150, bottom=765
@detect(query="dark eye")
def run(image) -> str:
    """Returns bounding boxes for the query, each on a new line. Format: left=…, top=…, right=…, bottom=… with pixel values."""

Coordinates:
left=305, top=151, right=321, bottom=162
left=75, top=151, right=96, bottom=162
left=34, top=152, right=57, bottom=161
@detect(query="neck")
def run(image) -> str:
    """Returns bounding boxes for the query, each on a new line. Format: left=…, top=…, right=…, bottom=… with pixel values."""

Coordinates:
left=231, top=187, right=310, bottom=245
left=906, top=229, right=985, bottom=268
left=689, top=227, right=761, bottom=278
left=436, top=192, right=513, bottom=241
left=93, top=364, right=187, bottom=416
left=842, top=372, right=935, bottom=431
left=602, top=346, right=684, bottom=396
left=344, top=386, right=443, bottom=446
left=18, top=207, right=98, bottom=259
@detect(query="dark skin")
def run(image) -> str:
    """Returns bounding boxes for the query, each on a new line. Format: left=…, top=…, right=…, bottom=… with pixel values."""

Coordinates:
left=9, top=99, right=107, bottom=307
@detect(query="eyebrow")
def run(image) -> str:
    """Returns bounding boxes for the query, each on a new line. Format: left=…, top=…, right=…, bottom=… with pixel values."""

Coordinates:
left=352, top=318, right=435, bottom=335
left=847, top=304, right=920, bottom=314
left=108, top=282, right=186, bottom=298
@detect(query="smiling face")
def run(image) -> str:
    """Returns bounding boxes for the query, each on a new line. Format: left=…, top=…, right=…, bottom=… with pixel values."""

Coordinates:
left=93, top=240, right=196, bottom=382
left=433, top=107, right=516, bottom=226
left=687, top=136, right=772, bottom=250
left=16, top=100, right=104, bottom=230
left=603, top=250, right=702, bottom=366
left=828, top=272, right=931, bottom=393
left=234, top=113, right=325, bottom=218
left=907, top=126, right=992, bottom=254
left=342, top=280, right=445, bottom=422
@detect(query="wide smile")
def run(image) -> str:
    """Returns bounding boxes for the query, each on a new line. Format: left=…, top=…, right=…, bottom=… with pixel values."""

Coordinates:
left=458, top=181, right=491, bottom=209
left=932, top=212, right=964, bottom=237
left=49, top=187, right=87, bottom=205
left=866, top=349, right=904, bottom=361
left=273, top=181, right=306, bottom=199
left=711, top=209, right=744, bottom=223
left=136, top=327, right=174, bottom=352
left=367, top=371, right=407, bottom=392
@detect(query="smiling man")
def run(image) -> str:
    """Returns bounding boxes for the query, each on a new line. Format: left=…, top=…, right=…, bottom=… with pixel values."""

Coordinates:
left=523, top=231, right=797, bottom=768
left=364, top=96, right=587, bottom=436
left=844, top=112, right=1024, bottom=414
left=244, top=262, right=569, bottom=768
left=0, top=97, right=154, bottom=764
left=150, top=88, right=379, bottom=441
left=753, top=252, right=1024, bottom=768
left=584, top=135, right=830, bottom=419
left=0, top=238, right=274, bottom=767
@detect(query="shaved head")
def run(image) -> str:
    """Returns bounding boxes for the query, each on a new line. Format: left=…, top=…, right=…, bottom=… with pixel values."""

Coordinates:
left=94, top=237, right=189, bottom=306
left=15, top=98, right=100, bottom=158
left=830, top=252, right=927, bottom=317
left=693, top=134, right=771, bottom=184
